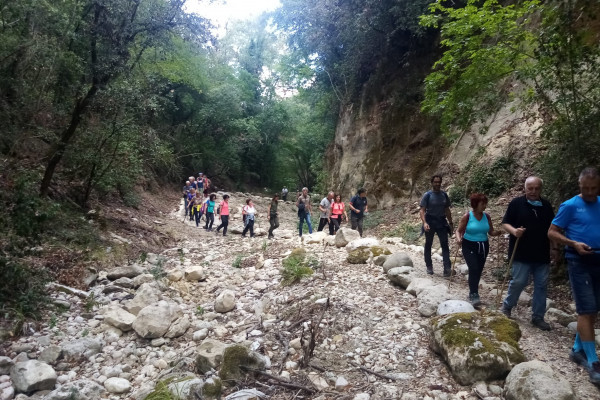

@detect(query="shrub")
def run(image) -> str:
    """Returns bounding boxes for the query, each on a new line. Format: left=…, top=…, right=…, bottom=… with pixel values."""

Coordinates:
left=383, top=222, right=421, bottom=244
left=281, top=253, right=314, bottom=286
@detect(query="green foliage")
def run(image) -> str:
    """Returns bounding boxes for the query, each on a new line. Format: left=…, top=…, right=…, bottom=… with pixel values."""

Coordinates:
left=363, top=210, right=385, bottom=230
left=468, top=156, right=515, bottom=197
left=232, top=254, right=244, bottom=269
left=84, top=293, right=99, bottom=313
left=195, top=306, right=205, bottom=316
left=384, top=222, right=421, bottom=244
left=281, top=252, right=314, bottom=286
left=0, top=256, right=50, bottom=321
left=150, top=260, right=166, bottom=280
left=421, top=0, right=600, bottom=203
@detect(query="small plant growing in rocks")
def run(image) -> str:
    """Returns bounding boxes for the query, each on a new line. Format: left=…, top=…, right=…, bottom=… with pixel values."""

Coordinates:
left=232, top=254, right=244, bottom=268
left=281, top=250, right=314, bottom=286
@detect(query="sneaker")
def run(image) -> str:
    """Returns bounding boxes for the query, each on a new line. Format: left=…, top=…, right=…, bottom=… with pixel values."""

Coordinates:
left=426, top=266, right=434, bottom=275
left=469, top=293, right=481, bottom=307
left=569, top=349, right=587, bottom=366
left=531, top=318, right=551, bottom=331
left=501, top=305, right=512, bottom=318
left=588, top=361, right=600, bottom=385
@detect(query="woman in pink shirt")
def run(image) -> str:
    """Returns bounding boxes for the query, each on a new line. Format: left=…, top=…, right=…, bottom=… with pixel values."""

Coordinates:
left=215, top=194, right=230, bottom=236
left=330, top=194, right=348, bottom=234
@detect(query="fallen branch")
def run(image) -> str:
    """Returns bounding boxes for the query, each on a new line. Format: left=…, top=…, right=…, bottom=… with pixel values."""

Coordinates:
left=351, top=362, right=399, bottom=381
left=240, top=367, right=316, bottom=394
left=274, top=332, right=290, bottom=374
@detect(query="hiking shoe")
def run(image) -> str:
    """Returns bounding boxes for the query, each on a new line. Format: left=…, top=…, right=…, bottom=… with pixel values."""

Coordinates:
left=570, top=349, right=587, bottom=366
left=426, top=266, right=434, bottom=275
left=588, top=361, right=600, bottom=385
left=469, top=293, right=481, bottom=307
left=501, top=305, right=512, bottom=318
left=532, top=318, right=551, bottom=331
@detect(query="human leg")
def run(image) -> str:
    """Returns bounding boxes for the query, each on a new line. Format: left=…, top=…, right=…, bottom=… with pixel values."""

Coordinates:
left=502, top=260, right=532, bottom=313
left=351, top=215, right=358, bottom=231
left=531, top=262, right=550, bottom=321
left=424, top=229, right=435, bottom=274
left=317, top=218, right=328, bottom=232
left=249, top=219, right=255, bottom=237
left=222, top=216, right=229, bottom=235
left=207, top=213, right=214, bottom=230
left=436, top=227, right=451, bottom=272
left=305, top=212, right=313, bottom=234
left=463, top=240, right=488, bottom=301
left=356, top=216, right=363, bottom=237
left=331, top=217, right=339, bottom=234
left=298, top=215, right=305, bottom=236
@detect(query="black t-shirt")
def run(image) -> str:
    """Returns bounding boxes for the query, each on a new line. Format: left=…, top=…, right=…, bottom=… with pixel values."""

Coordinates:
left=502, top=196, right=555, bottom=263
left=350, top=195, right=367, bottom=217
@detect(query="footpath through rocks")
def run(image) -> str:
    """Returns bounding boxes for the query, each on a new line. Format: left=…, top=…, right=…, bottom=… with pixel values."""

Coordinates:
left=1, top=192, right=598, bottom=400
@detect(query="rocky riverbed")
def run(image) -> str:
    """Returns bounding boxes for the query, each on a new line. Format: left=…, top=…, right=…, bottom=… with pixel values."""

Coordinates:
left=0, top=192, right=598, bottom=400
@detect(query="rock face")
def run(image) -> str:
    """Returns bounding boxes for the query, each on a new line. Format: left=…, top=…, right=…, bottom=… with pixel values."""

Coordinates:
left=44, top=379, right=105, bottom=400
left=386, top=267, right=413, bottom=288
left=103, top=306, right=136, bottom=331
left=430, top=312, right=525, bottom=385
left=132, top=301, right=183, bottom=339
left=382, top=252, right=413, bottom=273
left=215, top=290, right=236, bottom=313
left=10, top=360, right=57, bottom=393
left=504, top=360, right=576, bottom=400
left=335, top=228, right=360, bottom=247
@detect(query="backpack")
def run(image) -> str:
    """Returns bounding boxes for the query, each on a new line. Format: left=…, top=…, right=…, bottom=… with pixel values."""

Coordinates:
left=297, top=200, right=306, bottom=216
left=423, top=190, right=450, bottom=209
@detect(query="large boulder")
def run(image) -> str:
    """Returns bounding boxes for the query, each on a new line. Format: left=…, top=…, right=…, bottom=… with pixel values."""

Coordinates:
left=103, top=306, right=136, bottom=331
left=164, top=315, right=191, bottom=338
left=386, top=267, right=414, bottom=288
left=382, top=253, right=413, bottom=273
left=107, top=265, right=144, bottom=280
left=417, top=285, right=451, bottom=317
left=125, top=282, right=162, bottom=315
left=196, top=339, right=229, bottom=373
left=184, top=265, right=207, bottom=281
left=437, top=300, right=476, bottom=316
left=215, top=290, right=236, bottom=313
left=504, top=360, right=575, bottom=400
left=10, top=360, right=57, bottom=393
left=132, top=301, right=183, bottom=339
left=347, top=249, right=371, bottom=264
left=430, top=312, right=525, bottom=385
left=44, top=379, right=105, bottom=400
left=346, top=238, right=380, bottom=251
left=61, top=338, right=104, bottom=361
left=303, top=232, right=329, bottom=244
left=335, top=228, right=360, bottom=247
left=0, top=356, right=14, bottom=375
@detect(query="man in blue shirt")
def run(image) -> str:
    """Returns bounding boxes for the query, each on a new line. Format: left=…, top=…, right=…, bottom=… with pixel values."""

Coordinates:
left=549, top=167, right=600, bottom=385
left=349, top=188, right=368, bottom=237
left=420, top=175, right=453, bottom=276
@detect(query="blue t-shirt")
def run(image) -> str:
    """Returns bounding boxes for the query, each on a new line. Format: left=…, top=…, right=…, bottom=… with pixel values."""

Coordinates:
left=463, top=211, right=490, bottom=242
left=420, top=191, right=451, bottom=218
left=552, top=195, right=600, bottom=261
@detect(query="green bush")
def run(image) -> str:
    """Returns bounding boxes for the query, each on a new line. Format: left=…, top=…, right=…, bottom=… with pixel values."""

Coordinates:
left=281, top=253, right=314, bottom=286
left=383, top=222, right=421, bottom=244
left=363, top=210, right=385, bottom=230
left=0, top=256, right=50, bottom=322
left=467, top=156, right=515, bottom=197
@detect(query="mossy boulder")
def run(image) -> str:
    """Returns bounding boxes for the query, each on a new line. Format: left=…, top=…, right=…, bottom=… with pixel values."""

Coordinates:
left=219, top=345, right=268, bottom=385
left=201, top=377, right=222, bottom=399
left=346, top=249, right=371, bottom=264
left=430, top=311, right=525, bottom=385
left=370, top=246, right=392, bottom=257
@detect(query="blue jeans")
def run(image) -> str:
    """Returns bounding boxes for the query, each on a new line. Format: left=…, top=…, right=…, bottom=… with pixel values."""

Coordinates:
left=503, top=261, right=549, bottom=320
left=299, top=212, right=313, bottom=236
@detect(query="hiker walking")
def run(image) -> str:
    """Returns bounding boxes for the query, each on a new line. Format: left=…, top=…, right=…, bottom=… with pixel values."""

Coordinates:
left=204, top=194, right=217, bottom=231
left=197, top=172, right=205, bottom=192
left=420, top=175, right=453, bottom=276
left=189, top=191, right=205, bottom=228
left=455, top=193, right=502, bottom=307
left=548, top=167, right=600, bottom=384
left=215, top=194, right=230, bottom=236
left=282, top=186, right=289, bottom=201
left=267, top=194, right=280, bottom=239
left=501, top=176, right=554, bottom=331
left=183, top=180, right=191, bottom=211
left=349, top=188, right=368, bottom=237
left=330, top=194, right=348, bottom=234
left=318, top=191, right=334, bottom=234
left=297, top=187, right=313, bottom=236
left=186, top=188, right=196, bottom=221
left=242, top=199, right=257, bottom=238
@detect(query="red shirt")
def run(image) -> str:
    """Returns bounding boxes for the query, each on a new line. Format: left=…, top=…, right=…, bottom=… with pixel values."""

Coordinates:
left=331, top=202, right=344, bottom=218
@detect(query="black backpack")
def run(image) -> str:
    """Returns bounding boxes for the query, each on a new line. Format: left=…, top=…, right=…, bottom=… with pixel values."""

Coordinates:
left=297, top=200, right=306, bottom=216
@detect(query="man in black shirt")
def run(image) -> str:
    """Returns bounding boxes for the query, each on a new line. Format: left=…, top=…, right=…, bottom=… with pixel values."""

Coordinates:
left=501, top=176, right=555, bottom=331
left=349, top=188, right=368, bottom=237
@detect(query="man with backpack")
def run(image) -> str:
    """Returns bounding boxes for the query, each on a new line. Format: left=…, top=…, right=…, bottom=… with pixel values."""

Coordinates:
left=297, top=187, right=313, bottom=237
left=420, top=175, right=453, bottom=276
left=349, top=188, right=369, bottom=237
left=282, top=187, right=289, bottom=201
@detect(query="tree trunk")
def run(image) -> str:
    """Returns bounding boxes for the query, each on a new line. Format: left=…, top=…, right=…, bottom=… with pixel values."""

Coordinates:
left=40, top=84, right=98, bottom=197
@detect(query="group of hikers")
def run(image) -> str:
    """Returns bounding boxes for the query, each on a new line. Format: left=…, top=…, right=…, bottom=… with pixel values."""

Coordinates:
left=421, top=168, right=600, bottom=385
left=182, top=168, right=600, bottom=385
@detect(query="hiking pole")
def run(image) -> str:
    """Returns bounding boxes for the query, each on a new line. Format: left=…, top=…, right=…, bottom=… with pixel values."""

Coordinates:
left=448, top=243, right=461, bottom=289
left=495, top=235, right=521, bottom=307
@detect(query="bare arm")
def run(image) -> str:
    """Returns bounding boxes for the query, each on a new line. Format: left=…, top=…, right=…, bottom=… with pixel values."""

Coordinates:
left=420, top=207, right=430, bottom=232
left=455, top=213, right=469, bottom=243
left=487, top=214, right=502, bottom=236
left=548, top=224, right=593, bottom=255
